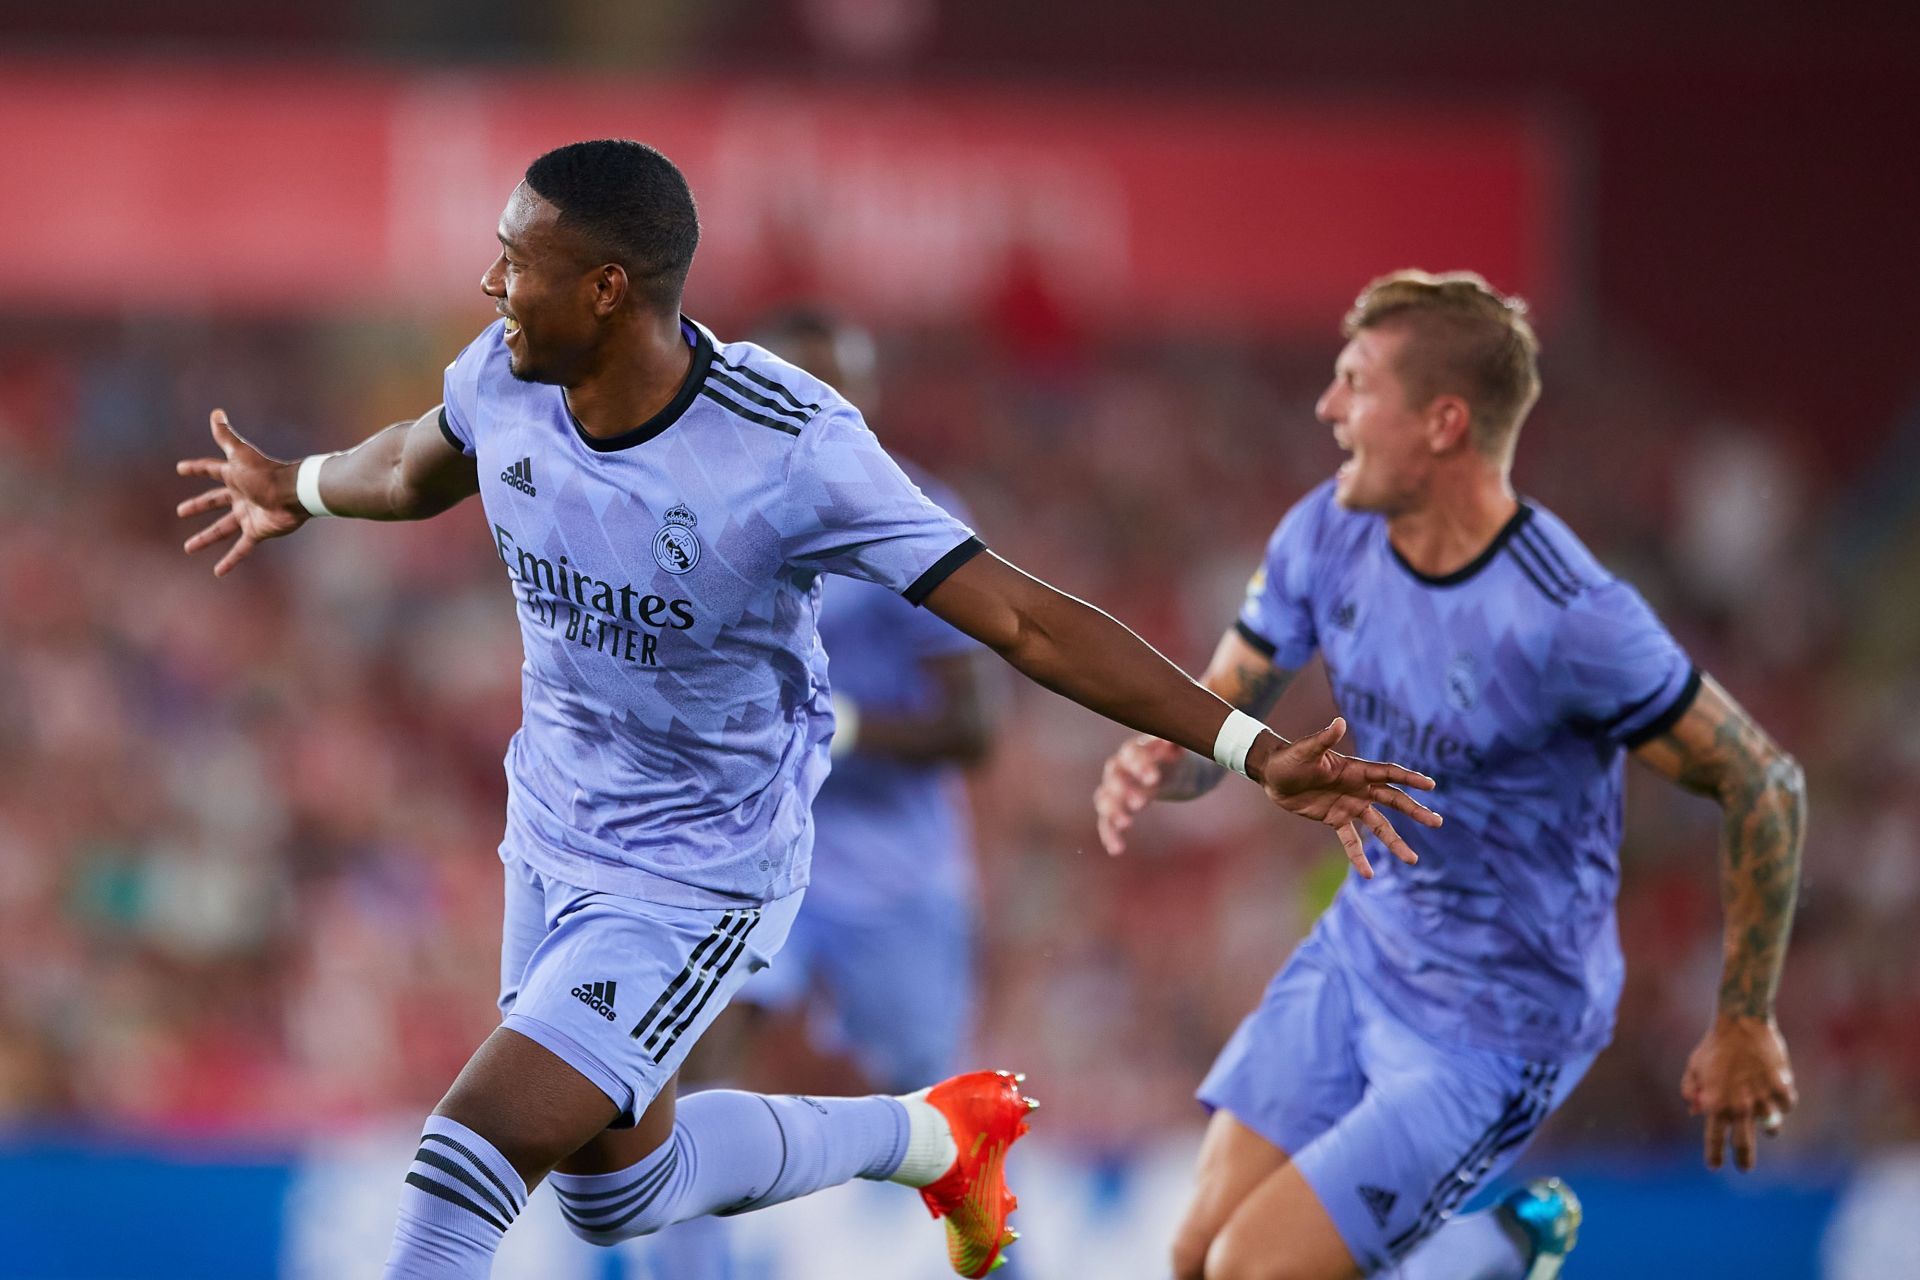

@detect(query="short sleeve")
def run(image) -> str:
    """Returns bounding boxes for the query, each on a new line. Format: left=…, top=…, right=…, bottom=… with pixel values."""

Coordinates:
left=1549, top=579, right=1700, bottom=747
left=439, top=323, right=501, bottom=458
left=1235, top=489, right=1328, bottom=670
left=779, top=408, right=981, bottom=603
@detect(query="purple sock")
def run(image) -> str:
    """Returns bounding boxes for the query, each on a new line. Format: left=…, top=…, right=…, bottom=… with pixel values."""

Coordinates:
left=1397, top=1208, right=1528, bottom=1280
left=381, top=1116, right=528, bottom=1279
left=551, top=1089, right=909, bottom=1245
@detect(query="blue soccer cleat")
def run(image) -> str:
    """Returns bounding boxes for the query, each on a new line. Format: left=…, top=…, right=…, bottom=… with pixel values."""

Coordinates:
left=1500, top=1177, right=1581, bottom=1280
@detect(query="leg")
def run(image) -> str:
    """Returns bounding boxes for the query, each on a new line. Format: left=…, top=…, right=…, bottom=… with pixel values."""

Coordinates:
left=1206, top=1160, right=1362, bottom=1280
left=381, top=1027, right=629, bottom=1280
left=1171, top=1112, right=1291, bottom=1280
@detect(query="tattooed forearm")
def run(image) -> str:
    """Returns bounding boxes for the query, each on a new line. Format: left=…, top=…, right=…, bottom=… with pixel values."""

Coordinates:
left=1713, top=749, right=1806, bottom=1016
left=1638, top=675, right=1807, bottom=1019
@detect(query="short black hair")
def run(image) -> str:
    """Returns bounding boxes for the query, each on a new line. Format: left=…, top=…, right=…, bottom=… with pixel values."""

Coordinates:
left=524, top=140, right=699, bottom=310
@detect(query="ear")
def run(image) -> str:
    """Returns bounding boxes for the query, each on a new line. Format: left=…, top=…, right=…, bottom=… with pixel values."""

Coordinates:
left=591, top=263, right=630, bottom=318
left=1425, top=394, right=1474, bottom=455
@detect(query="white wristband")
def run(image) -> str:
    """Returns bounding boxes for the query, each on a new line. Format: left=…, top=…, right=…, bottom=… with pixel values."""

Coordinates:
left=295, top=452, right=339, bottom=518
left=830, top=694, right=860, bottom=759
left=1212, top=709, right=1268, bottom=778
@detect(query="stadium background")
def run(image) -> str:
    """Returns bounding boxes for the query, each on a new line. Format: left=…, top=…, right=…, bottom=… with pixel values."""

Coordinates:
left=1, top=2, right=1917, bottom=1276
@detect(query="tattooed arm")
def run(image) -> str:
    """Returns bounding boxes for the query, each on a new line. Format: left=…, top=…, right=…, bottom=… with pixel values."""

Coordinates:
left=1633, top=672, right=1806, bottom=1172
left=1093, top=627, right=1298, bottom=852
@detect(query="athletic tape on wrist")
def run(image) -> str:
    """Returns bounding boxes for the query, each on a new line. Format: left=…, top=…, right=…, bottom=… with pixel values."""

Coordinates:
left=1212, top=709, right=1267, bottom=778
left=295, top=453, right=338, bottom=518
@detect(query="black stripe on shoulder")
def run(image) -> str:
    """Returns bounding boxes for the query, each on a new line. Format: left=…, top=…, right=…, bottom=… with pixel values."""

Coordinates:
left=904, top=536, right=987, bottom=606
left=1517, top=524, right=1587, bottom=595
left=701, top=386, right=802, bottom=436
left=438, top=406, right=467, bottom=454
left=1234, top=620, right=1278, bottom=658
left=707, top=366, right=814, bottom=427
left=1504, top=543, right=1572, bottom=607
left=1619, top=667, right=1703, bottom=749
left=717, top=355, right=821, bottom=416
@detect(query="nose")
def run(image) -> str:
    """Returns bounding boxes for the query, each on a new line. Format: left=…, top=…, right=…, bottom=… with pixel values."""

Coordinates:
left=481, top=254, right=506, bottom=298
left=1315, top=381, right=1340, bottom=425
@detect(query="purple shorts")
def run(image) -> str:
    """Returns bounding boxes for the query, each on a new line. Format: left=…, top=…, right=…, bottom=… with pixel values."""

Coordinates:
left=1198, top=928, right=1596, bottom=1273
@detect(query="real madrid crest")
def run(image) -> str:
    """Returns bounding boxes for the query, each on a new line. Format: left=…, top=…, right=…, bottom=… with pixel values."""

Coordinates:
left=1445, top=651, right=1479, bottom=713
left=653, top=503, right=701, bottom=575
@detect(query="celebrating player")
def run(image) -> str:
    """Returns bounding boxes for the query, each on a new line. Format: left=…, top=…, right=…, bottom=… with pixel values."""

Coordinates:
left=175, top=140, right=1440, bottom=1280
left=1095, top=271, right=1806, bottom=1280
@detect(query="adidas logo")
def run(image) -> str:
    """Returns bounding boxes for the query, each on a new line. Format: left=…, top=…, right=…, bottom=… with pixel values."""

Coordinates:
left=501, top=457, right=536, bottom=496
left=1357, top=1184, right=1398, bottom=1228
left=570, top=980, right=617, bottom=1021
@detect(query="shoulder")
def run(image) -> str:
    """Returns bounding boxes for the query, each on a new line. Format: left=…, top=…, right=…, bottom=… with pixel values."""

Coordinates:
left=1499, top=502, right=1615, bottom=611
left=449, top=319, right=510, bottom=379
left=698, top=327, right=841, bottom=440
left=893, top=456, right=972, bottom=526
left=1268, top=477, right=1372, bottom=560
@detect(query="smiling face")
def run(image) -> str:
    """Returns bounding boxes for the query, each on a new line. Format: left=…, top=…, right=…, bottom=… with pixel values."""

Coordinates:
left=1315, top=324, right=1445, bottom=515
left=480, top=183, right=612, bottom=385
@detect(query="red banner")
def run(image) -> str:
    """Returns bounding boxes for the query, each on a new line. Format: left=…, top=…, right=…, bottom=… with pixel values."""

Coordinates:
left=1, top=61, right=1568, bottom=331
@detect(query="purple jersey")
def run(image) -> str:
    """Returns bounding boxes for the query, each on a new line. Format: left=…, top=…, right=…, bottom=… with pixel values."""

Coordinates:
left=808, top=465, right=981, bottom=917
left=1237, top=480, right=1697, bottom=1059
left=440, top=319, right=979, bottom=908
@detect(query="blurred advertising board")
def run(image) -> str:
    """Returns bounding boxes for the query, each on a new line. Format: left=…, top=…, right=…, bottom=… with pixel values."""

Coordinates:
left=0, top=62, right=1567, bottom=331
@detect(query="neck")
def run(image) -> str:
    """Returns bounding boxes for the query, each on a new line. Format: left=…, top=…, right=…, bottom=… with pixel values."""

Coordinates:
left=565, top=311, right=693, bottom=438
left=1385, top=465, right=1519, bottom=578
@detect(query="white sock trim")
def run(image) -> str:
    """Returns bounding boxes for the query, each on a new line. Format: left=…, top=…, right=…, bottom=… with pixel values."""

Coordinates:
left=887, top=1089, right=958, bottom=1187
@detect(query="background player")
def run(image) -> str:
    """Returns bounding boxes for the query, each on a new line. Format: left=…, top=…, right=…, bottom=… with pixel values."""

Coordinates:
left=175, top=141, right=1441, bottom=1280
left=651, top=309, right=1002, bottom=1280
left=1094, top=271, right=1806, bottom=1280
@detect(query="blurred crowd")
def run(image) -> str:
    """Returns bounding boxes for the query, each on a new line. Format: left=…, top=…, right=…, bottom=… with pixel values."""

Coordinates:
left=0, top=302, right=1915, bottom=1172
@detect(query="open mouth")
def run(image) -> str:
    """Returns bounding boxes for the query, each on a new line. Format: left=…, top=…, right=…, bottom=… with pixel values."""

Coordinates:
left=503, top=316, right=521, bottom=335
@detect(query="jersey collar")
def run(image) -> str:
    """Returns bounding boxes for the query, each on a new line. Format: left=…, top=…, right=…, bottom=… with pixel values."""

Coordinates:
left=565, top=316, right=715, bottom=453
left=1388, top=504, right=1534, bottom=587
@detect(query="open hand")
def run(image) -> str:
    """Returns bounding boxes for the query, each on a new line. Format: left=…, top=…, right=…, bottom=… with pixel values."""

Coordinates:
left=1682, top=1014, right=1796, bottom=1172
left=176, top=409, right=304, bottom=575
left=1093, top=735, right=1190, bottom=855
left=1252, top=717, right=1441, bottom=877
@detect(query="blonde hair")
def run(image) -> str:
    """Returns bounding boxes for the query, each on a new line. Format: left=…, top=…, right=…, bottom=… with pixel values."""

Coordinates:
left=1344, top=270, right=1542, bottom=457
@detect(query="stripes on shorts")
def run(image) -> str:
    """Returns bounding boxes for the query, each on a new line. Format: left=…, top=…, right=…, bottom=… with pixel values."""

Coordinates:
left=1385, top=1061, right=1561, bottom=1262
left=627, top=907, right=763, bottom=1063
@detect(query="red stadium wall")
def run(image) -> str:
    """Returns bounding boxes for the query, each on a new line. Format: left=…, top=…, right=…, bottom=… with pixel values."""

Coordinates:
left=0, top=62, right=1568, bottom=332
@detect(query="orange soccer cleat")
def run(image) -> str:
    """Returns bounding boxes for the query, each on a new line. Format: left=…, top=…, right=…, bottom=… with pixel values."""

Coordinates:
left=914, top=1069, right=1039, bottom=1277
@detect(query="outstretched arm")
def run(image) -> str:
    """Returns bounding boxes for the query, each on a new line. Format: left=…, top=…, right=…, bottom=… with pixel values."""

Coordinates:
left=924, top=551, right=1438, bottom=872
left=1633, top=672, right=1806, bottom=1172
left=177, top=406, right=479, bottom=575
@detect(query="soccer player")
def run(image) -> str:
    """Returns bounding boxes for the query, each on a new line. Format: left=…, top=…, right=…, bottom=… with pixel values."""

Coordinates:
left=174, top=140, right=1440, bottom=1280
left=1094, top=271, right=1806, bottom=1280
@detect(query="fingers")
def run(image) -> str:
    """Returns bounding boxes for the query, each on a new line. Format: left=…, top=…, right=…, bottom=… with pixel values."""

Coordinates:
left=184, top=512, right=241, bottom=554
left=176, top=457, right=226, bottom=480
left=1362, top=807, right=1419, bottom=865
left=1729, top=1111, right=1757, bottom=1172
left=213, top=532, right=257, bottom=578
left=209, top=408, right=244, bottom=457
left=1356, top=759, right=1439, bottom=792
left=1335, top=822, right=1374, bottom=879
left=1703, top=1111, right=1725, bottom=1171
left=1290, top=717, right=1348, bottom=759
left=1369, top=784, right=1444, bottom=828
left=176, top=486, right=233, bottom=519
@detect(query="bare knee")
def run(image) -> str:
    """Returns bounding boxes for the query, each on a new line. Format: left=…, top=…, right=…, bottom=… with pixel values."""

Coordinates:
left=1170, top=1220, right=1214, bottom=1280
left=1205, top=1225, right=1344, bottom=1280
